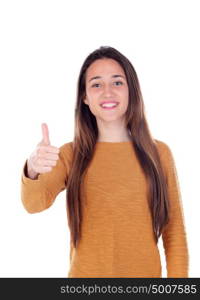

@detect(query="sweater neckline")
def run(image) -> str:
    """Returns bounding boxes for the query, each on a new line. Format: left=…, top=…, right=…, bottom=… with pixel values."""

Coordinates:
left=97, top=141, right=132, bottom=144
left=96, top=141, right=133, bottom=145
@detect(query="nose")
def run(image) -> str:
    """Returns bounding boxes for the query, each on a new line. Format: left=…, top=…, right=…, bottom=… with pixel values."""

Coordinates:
left=103, top=83, right=114, bottom=97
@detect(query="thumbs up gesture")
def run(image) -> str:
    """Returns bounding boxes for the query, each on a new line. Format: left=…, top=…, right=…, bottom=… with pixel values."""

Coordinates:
left=41, top=122, right=51, bottom=145
left=27, top=123, right=60, bottom=179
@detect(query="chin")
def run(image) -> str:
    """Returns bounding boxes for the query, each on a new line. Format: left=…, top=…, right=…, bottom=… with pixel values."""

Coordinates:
left=99, top=116, right=124, bottom=123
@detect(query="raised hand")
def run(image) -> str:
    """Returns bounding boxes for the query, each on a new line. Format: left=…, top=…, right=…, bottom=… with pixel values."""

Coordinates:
left=27, top=123, right=60, bottom=179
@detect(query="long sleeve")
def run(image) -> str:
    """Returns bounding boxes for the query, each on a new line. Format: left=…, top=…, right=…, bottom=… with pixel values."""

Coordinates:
left=21, top=142, right=73, bottom=213
left=158, top=141, right=189, bottom=278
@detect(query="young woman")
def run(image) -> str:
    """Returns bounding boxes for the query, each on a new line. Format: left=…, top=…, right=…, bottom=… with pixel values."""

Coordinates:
left=21, top=46, right=189, bottom=278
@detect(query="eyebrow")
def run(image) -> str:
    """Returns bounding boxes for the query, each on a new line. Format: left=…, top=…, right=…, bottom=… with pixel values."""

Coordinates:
left=88, top=74, right=126, bottom=82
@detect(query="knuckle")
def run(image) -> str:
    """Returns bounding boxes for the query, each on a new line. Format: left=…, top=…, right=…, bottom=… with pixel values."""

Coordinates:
left=37, top=158, right=42, bottom=165
left=36, top=147, right=42, bottom=155
left=37, top=152, right=42, bottom=158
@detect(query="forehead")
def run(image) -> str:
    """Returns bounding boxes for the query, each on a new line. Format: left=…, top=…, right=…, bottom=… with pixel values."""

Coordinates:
left=86, top=58, right=125, bottom=79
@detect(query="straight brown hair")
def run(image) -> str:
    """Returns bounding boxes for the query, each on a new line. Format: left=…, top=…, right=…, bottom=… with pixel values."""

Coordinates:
left=66, top=46, right=169, bottom=248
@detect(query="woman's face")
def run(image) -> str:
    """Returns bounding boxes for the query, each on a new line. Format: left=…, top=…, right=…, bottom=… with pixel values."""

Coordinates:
left=84, top=58, right=129, bottom=123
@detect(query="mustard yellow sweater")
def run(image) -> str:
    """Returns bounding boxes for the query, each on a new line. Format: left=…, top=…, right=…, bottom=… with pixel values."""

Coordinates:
left=21, top=140, right=189, bottom=278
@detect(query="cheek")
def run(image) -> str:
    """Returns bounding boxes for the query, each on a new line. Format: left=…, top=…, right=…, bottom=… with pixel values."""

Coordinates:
left=121, top=89, right=129, bottom=103
left=118, top=85, right=128, bottom=95
left=86, top=89, right=100, bottom=101
left=121, top=91, right=129, bottom=111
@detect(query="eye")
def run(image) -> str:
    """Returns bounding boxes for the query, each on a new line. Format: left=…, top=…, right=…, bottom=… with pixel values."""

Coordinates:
left=114, top=81, right=123, bottom=86
left=91, top=83, right=100, bottom=88
left=91, top=81, right=123, bottom=88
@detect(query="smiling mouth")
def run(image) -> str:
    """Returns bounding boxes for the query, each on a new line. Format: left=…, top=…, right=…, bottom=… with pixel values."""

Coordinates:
left=100, top=103, right=119, bottom=110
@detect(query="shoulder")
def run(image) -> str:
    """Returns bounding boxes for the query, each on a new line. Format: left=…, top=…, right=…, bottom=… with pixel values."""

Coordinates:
left=154, top=139, right=175, bottom=172
left=59, top=141, right=73, bottom=153
left=154, top=139, right=173, bottom=159
left=154, top=139, right=180, bottom=186
left=59, top=141, right=74, bottom=164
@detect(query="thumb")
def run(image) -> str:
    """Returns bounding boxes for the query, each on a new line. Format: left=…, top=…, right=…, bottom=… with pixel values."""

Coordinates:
left=41, top=123, right=50, bottom=145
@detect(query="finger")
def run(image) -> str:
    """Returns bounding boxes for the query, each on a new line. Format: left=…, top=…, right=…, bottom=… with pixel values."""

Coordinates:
left=41, top=123, right=50, bottom=145
left=37, top=157, right=57, bottom=167
left=38, top=153, right=59, bottom=160
left=42, top=159, right=57, bottom=167
left=39, top=145, right=60, bottom=154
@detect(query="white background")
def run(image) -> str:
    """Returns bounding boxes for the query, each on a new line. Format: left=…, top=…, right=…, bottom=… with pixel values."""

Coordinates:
left=0, top=0, right=199, bottom=277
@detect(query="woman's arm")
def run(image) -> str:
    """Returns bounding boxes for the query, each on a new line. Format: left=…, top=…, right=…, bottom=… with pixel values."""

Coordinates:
left=21, top=142, right=72, bottom=213
left=158, top=141, right=189, bottom=278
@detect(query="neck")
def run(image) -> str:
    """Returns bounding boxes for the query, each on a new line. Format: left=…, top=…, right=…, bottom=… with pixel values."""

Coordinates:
left=97, top=122, right=131, bottom=142
left=97, top=133, right=132, bottom=142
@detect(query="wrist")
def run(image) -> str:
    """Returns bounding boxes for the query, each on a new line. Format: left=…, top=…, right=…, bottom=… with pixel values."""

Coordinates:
left=27, top=161, right=39, bottom=179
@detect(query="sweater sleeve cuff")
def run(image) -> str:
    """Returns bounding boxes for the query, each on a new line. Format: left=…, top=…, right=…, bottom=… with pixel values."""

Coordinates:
left=21, top=159, right=41, bottom=185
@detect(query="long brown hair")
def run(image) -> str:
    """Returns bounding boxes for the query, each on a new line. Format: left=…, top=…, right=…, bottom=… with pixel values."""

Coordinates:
left=66, top=46, right=169, bottom=248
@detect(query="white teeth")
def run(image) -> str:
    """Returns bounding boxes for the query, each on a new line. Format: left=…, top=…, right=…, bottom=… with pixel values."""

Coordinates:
left=101, top=103, right=118, bottom=108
